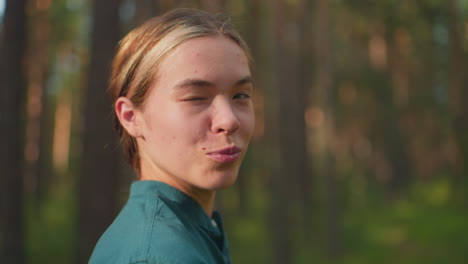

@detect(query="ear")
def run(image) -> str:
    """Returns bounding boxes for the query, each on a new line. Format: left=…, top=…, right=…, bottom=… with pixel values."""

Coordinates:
left=115, top=97, right=144, bottom=138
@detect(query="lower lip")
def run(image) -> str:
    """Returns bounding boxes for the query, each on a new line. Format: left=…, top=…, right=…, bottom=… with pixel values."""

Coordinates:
left=207, top=152, right=241, bottom=163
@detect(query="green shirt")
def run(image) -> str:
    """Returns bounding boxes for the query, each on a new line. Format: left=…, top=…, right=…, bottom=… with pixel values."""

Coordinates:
left=89, top=181, right=231, bottom=264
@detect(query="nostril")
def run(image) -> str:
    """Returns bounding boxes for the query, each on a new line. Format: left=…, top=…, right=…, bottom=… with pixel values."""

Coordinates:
left=210, top=102, right=240, bottom=134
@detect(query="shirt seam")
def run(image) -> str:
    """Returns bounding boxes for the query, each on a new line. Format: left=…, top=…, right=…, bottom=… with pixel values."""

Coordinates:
left=146, top=192, right=162, bottom=258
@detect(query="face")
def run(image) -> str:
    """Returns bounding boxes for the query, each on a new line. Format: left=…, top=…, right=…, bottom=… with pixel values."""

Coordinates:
left=132, top=35, right=254, bottom=192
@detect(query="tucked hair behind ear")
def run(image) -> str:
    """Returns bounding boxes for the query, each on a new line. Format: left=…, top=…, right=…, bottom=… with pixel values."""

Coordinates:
left=108, top=8, right=251, bottom=176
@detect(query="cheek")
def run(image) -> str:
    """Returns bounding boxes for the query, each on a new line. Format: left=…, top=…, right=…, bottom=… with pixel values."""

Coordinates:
left=239, top=109, right=256, bottom=137
left=156, top=110, right=209, bottom=144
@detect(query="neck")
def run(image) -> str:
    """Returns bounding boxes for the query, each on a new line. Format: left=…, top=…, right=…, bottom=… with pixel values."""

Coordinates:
left=139, top=156, right=216, bottom=216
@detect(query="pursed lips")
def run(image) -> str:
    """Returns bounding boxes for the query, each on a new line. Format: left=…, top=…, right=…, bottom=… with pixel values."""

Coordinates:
left=206, top=146, right=242, bottom=163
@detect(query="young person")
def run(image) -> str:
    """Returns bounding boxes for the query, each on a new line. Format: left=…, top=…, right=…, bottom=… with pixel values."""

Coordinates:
left=89, top=8, right=255, bottom=264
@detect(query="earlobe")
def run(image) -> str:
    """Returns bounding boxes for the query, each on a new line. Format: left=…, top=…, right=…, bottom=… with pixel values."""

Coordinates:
left=115, top=97, right=143, bottom=138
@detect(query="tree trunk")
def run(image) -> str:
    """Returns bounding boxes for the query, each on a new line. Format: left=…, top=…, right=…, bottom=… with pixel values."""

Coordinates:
left=447, top=0, right=468, bottom=206
left=23, top=0, right=53, bottom=208
left=0, top=0, right=28, bottom=263
left=270, top=0, right=304, bottom=262
left=314, top=0, right=342, bottom=257
left=296, top=0, right=313, bottom=239
left=384, top=26, right=411, bottom=195
left=135, top=0, right=160, bottom=25
left=201, top=0, right=225, bottom=13
left=76, top=0, right=121, bottom=263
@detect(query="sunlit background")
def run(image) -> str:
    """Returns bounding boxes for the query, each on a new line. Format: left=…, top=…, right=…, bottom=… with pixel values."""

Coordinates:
left=1, top=0, right=468, bottom=263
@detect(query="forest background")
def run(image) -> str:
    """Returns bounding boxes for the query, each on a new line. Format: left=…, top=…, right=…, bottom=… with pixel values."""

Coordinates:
left=1, top=0, right=468, bottom=263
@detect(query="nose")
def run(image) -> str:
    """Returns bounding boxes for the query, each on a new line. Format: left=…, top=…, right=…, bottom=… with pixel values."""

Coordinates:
left=211, top=98, right=240, bottom=135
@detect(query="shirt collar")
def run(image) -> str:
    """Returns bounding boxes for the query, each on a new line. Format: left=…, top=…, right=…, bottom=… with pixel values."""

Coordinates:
left=129, top=180, right=223, bottom=234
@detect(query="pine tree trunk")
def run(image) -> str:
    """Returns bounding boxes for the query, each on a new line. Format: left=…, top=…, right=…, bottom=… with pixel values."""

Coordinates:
left=270, top=0, right=296, bottom=262
left=314, top=0, right=342, bottom=257
left=447, top=0, right=468, bottom=206
left=0, top=0, right=28, bottom=263
left=296, top=0, right=314, bottom=238
left=135, top=0, right=160, bottom=25
left=76, top=0, right=121, bottom=263
left=201, top=0, right=225, bottom=13
left=24, top=1, right=53, bottom=207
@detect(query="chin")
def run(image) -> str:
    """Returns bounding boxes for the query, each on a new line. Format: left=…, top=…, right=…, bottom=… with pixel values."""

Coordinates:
left=202, top=170, right=239, bottom=191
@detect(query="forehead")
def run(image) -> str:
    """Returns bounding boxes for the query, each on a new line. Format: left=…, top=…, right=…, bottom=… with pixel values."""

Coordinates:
left=156, top=35, right=250, bottom=85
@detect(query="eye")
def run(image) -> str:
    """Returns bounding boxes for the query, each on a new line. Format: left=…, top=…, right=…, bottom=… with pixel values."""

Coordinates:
left=183, top=97, right=207, bottom=102
left=233, top=93, right=251, bottom=100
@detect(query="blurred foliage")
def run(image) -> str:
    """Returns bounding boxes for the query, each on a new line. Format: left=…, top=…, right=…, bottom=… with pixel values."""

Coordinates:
left=1, top=0, right=468, bottom=263
left=23, top=176, right=468, bottom=263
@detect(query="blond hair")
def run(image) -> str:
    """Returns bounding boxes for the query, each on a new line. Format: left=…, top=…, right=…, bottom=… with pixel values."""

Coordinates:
left=108, top=8, right=251, bottom=175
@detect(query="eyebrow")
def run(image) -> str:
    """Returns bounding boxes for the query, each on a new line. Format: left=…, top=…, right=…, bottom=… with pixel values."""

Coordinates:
left=235, top=76, right=253, bottom=86
left=174, top=76, right=253, bottom=90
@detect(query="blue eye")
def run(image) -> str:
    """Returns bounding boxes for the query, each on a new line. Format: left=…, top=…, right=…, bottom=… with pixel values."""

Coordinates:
left=233, top=93, right=250, bottom=100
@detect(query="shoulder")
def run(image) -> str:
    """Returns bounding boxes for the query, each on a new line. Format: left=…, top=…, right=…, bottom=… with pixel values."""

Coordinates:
left=90, top=192, right=206, bottom=264
left=89, top=193, right=161, bottom=263
left=89, top=198, right=151, bottom=262
left=143, top=218, right=206, bottom=264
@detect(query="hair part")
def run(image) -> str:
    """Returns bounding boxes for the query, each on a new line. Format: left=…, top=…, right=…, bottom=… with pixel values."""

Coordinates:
left=108, top=8, right=251, bottom=176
